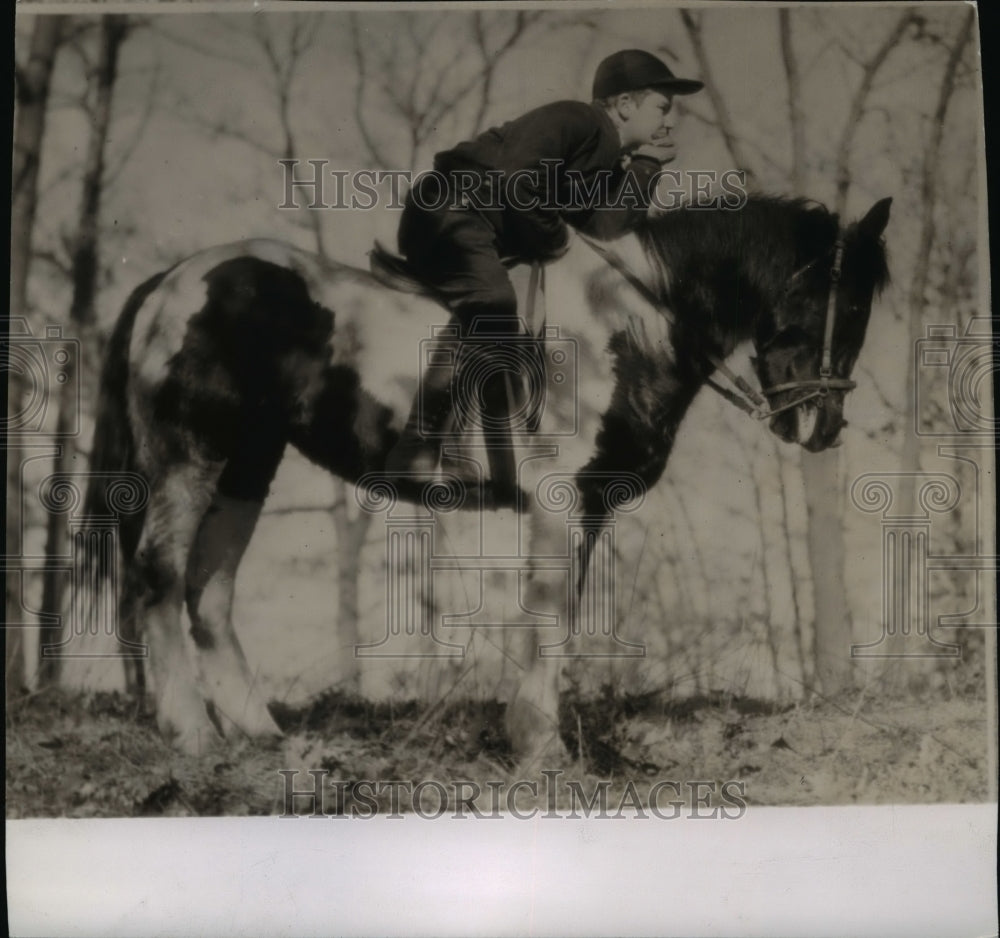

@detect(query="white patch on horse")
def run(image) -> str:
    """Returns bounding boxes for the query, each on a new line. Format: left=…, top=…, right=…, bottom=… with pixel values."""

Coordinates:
left=295, top=260, right=450, bottom=432
left=541, top=233, right=675, bottom=472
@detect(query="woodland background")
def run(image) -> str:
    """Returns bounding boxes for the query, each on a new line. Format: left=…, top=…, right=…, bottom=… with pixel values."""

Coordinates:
left=6, top=2, right=994, bottom=812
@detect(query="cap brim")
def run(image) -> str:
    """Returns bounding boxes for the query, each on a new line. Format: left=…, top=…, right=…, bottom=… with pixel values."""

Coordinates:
left=653, top=78, right=704, bottom=96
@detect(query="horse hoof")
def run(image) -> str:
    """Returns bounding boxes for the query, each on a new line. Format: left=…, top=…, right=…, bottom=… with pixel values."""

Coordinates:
left=513, top=733, right=570, bottom=776
left=161, top=716, right=223, bottom=756
left=210, top=701, right=284, bottom=742
left=505, top=699, right=566, bottom=772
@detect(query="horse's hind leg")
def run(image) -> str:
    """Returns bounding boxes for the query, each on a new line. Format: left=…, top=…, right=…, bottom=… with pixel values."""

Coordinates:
left=185, top=439, right=285, bottom=741
left=128, top=461, right=223, bottom=754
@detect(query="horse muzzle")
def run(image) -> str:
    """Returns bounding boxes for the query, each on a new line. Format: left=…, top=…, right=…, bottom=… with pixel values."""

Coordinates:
left=769, top=397, right=847, bottom=451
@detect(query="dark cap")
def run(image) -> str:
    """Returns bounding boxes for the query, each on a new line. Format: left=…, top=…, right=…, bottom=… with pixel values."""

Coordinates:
left=592, top=49, right=703, bottom=99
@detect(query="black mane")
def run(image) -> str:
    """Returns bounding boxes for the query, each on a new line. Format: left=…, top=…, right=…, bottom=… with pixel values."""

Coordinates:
left=636, top=195, right=889, bottom=352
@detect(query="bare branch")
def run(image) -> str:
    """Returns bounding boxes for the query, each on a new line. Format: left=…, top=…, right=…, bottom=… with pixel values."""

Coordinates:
left=778, top=10, right=808, bottom=194
left=833, top=9, right=916, bottom=215
left=348, top=13, right=392, bottom=169
left=31, top=248, right=73, bottom=280
left=172, top=98, right=278, bottom=158
left=104, top=57, right=163, bottom=186
left=855, top=362, right=901, bottom=415
left=470, top=11, right=538, bottom=135
left=152, top=15, right=262, bottom=71
left=907, top=7, right=975, bottom=323
left=678, top=11, right=759, bottom=188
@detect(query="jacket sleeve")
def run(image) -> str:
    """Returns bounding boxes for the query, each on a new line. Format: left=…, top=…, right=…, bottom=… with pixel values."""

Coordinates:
left=494, top=103, right=602, bottom=260
left=571, top=155, right=661, bottom=240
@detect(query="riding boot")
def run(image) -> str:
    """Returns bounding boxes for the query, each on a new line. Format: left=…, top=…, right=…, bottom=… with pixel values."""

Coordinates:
left=478, top=363, right=519, bottom=503
left=383, top=363, right=455, bottom=480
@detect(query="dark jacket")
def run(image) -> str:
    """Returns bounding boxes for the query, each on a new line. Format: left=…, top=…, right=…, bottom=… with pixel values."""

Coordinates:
left=433, top=100, right=661, bottom=260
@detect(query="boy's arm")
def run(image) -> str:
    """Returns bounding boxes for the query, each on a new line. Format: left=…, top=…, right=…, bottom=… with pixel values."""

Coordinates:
left=574, top=154, right=663, bottom=240
left=494, top=102, right=604, bottom=260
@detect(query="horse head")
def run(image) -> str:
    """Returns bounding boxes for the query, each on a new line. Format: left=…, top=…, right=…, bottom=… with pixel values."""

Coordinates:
left=752, top=197, right=891, bottom=452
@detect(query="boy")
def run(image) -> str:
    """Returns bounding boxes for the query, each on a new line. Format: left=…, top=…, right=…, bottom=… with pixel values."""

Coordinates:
left=386, top=49, right=703, bottom=489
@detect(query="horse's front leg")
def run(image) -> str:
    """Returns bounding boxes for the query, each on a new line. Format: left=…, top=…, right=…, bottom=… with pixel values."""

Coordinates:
left=506, top=502, right=571, bottom=771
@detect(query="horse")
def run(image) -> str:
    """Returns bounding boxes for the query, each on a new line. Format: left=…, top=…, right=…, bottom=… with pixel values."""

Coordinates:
left=80, top=194, right=891, bottom=764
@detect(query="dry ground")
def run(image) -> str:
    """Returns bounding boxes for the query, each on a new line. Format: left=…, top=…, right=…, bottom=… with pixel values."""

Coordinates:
left=5, top=681, right=990, bottom=818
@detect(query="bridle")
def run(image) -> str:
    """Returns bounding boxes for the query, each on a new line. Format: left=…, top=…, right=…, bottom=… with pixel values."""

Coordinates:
left=746, top=231, right=857, bottom=417
left=577, top=226, right=855, bottom=422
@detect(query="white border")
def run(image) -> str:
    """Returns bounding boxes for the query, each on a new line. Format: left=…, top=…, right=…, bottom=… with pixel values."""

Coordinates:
left=7, top=807, right=998, bottom=937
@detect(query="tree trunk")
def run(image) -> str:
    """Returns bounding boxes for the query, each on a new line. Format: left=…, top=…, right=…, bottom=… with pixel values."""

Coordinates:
left=798, top=11, right=913, bottom=695
left=778, top=10, right=807, bottom=196
left=777, top=9, right=853, bottom=694
left=38, top=15, right=129, bottom=686
left=801, top=450, right=854, bottom=692
left=891, top=8, right=975, bottom=677
left=7, top=15, right=65, bottom=697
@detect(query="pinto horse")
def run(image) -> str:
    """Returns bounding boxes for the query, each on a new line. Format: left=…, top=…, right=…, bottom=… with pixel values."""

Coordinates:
left=82, top=195, right=890, bottom=761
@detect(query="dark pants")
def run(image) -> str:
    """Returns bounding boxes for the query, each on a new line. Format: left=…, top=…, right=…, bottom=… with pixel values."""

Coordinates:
left=395, top=177, right=521, bottom=493
left=398, top=176, right=518, bottom=336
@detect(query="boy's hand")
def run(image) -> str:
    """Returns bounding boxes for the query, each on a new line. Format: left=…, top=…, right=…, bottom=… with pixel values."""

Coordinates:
left=542, top=226, right=572, bottom=262
left=633, top=141, right=676, bottom=165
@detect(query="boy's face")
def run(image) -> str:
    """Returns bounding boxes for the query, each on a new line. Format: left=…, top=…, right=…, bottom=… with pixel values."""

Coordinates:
left=617, top=90, right=675, bottom=152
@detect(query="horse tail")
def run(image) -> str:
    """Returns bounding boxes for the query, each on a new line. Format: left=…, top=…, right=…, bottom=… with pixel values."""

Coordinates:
left=83, top=271, right=173, bottom=593
left=56, top=271, right=170, bottom=689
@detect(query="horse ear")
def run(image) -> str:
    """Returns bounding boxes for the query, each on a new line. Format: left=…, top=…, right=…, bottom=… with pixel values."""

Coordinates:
left=859, top=197, right=892, bottom=238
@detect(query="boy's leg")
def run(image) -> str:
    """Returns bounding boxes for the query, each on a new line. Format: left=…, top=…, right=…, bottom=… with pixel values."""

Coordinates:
left=388, top=199, right=519, bottom=491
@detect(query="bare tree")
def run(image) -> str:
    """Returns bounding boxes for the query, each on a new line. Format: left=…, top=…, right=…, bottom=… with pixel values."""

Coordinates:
left=783, top=10, right=913, bottom=695
left=831, top=11, right=916, bottom=215
left=888, top=8, right=976, bottom=672
left=468, top=12, right=542, bottom=137
left=775, top=447, right=809, bottom=686
left=8, top=15, right=65, bottom=695
left=683, top=9, right=915, bottom=696
left=37, top=15, right=132, bottom=687
left=348, top=10, right=542, bottom=172
left=679, top=10, right=759, bottom=189
left=778, top=10, right=807, bottom=195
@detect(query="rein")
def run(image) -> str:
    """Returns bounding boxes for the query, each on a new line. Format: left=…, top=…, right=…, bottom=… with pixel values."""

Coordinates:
left=575, top=228, right=854, bottom=421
